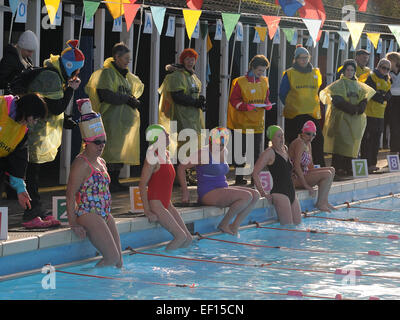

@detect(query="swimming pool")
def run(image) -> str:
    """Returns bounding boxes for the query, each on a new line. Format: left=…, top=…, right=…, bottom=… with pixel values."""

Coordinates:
left=1, top=196, right=400, bottom=300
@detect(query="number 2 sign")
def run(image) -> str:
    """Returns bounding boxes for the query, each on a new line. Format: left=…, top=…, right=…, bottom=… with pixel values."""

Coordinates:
left=52, top=196, right=68, bottom=225
left=352, top=159, right=368, bottom=178
left=387, top=155, right=400, bottom=172
left=259, top=171, right=273, bottom=193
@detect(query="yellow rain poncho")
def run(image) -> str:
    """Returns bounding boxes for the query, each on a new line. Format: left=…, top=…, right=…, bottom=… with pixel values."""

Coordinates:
left=320, top=75, right=376, bottom=158
left=27, top=55, right=65, bottom=163
left=158, top=66, right=204, bottom=157
left=85, top=57, right=144, bottom=165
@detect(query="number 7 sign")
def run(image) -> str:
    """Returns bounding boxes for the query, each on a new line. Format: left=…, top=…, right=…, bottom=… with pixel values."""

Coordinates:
left=352, top=159, right=368, bottom=178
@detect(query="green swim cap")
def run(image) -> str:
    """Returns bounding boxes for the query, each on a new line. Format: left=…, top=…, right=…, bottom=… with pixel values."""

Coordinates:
left=145, top=124, right=166, bottom=145
left=266, top=125, right=282, bottom=140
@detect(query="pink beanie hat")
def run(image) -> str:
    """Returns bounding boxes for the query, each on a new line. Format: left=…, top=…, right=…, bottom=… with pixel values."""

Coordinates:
left=302, top=120, right=317, bottom=133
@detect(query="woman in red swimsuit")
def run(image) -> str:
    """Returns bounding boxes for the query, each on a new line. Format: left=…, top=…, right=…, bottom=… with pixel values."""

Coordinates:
left=139, top=124, right=192, bottom=251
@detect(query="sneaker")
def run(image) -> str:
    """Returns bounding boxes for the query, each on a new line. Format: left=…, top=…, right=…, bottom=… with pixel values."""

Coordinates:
left=22, top=217, right=53, bottom=229
left=43, top=215, right=61, bottom=227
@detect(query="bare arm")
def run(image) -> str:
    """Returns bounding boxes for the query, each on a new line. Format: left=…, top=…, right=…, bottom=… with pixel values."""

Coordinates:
left=252, top=148, right=275, bottom=198
left=66, top=157, right=90, bottom=239
left=291, top=139, right=312, bottom=190
left=138, top=159, right=158, bottom=222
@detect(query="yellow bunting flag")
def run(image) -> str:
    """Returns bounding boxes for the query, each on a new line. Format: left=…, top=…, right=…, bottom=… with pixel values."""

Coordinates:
left=254, top=26, right=267, bottom=42
left=207, top=34, right=213, bottom=52
left=106, top=0, right=131, bottom=19
left=345, top=22, right=365, bottom=49
left=182, top=9, right=202, bottom=40
left=366, top=33, right=380, bottom=49
left=44, top=0, right=60, bottom=24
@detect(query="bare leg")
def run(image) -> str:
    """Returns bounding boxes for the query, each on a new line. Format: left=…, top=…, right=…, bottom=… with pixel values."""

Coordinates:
left=201, top=188, right=253, bottom=235
left=291, top=198, right=302, bottom=225
left=77, top=213, right=121, bottom=267
left=271, top=193, right=295, bottom=225
left=106, top=215, right=123, bottom=268
left=150, top=200, right=188, bottom=251
left=168, top=203, right=193, bottom=248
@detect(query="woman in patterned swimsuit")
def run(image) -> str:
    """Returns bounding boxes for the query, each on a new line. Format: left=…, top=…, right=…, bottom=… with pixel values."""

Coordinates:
left=288, top=120, right=336, bottom=212
left=66, top=105, right=122, bottom=268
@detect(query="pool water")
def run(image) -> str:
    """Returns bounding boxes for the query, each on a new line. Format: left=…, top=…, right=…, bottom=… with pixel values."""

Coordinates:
left=1, top=197, right=400, bottom=300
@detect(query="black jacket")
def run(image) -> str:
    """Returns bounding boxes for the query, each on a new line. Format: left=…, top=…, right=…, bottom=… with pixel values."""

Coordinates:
left=0, top=45, right=33, bottom=94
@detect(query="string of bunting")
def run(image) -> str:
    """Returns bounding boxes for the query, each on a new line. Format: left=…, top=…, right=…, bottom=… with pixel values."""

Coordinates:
left=6, top=0, right=400, bottom=50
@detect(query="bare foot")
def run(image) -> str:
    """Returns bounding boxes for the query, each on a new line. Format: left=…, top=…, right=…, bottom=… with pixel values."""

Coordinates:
left=327, top=203, right=337, bottom=211
left=228, top=223, right=239, bottom=236
left=218, top=224, right=235, bottom=235
left=166, top=235, right=187, bottom=251
left=316, top=204, right=331, bottom=212
left=181, top=235, right=193, bottom=248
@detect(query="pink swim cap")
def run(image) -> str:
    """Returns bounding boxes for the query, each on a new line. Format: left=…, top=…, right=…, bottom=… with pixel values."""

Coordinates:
left=302, top=120, right=317, bottom=133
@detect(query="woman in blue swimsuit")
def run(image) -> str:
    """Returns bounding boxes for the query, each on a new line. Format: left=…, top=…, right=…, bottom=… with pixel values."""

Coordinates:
left=252, top=125, right=302, bottom=225
left=178, top=127, right=260, bottom=235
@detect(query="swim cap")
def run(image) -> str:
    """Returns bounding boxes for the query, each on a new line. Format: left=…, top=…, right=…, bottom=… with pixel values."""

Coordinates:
left=266, top=125, right=282, bottom=140
left=179, top=48, right=198, bottom=64
left=146, top=124, right=167, bottom=145
left=209, top=127, right=230, bottom=145
left=302, top=120, right=317, bottom=133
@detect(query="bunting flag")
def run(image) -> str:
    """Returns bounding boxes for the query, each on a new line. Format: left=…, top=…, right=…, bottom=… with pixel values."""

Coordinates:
left=44, top=0, right=61, bottom=24
left=275, top=0, right=305, bottom=17
left=262, top=15, right=281, bottom=40
left=151, top=6, right=166, bottom=35
left=83, top=1, right=101, bottom=24
left=254, top=26, right=268, bottom=42
left=182, top=9, right=202, bottom=39
left=346, top=22, right=365, bottom=49
left=302, top=18, right=322, bottom=47
left=298, top=0, right=325, bottom=41
left=388, top=25, right=400, bottom=47
left=186, top=0, right=203, bottom=10
left=123, top=3, right=140, bottom=32
left=356, top=0, right=368, bottom=12
left=221, top=13, right=240, bottom=41
left=207, top=34, right=213, bottom=52
left=106, top=0, right=131, bottom=19
left=9, top=0, right=19, bottom=15
left=337, top=30, right=351, bottom=44
left=366, top=33, right=380, bottom=49
left=282, top=28, right=295, bottom=43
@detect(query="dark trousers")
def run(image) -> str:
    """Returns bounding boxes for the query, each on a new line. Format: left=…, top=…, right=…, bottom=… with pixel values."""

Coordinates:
left=387, top=96, right=400, bottom=153
left=23, top=162, right=44, bottom=221
left=284, top=115, right=326, bottom=167
left=331, top=154, right=353, bottom=175
left=230, top=130, right=263, bottom=177
left=360, top=117, right=384, bottom=167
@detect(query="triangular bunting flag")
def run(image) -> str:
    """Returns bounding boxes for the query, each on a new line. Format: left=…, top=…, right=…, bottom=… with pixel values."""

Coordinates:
left=275, top=0, right=305, bottom=17
left=366, top=33, right=380, bottom=49
left=182, top=9, right=202, bottom=40
left=346, top=22, right=365, bottom=49
left=150, top=6, right=166, bottom=35
left=44, top=0, right=61, bottom=24
left=221, top=13, right=240, bottom=41
left=282, top=28, right=295, bottom=43
left=186, top=0, right=203, bottom=10
left=254, top=27, right=267, bottom=42
left=337, top=31, right=351, bottom=44
left=107, top=0, right=131, bottom=19
left=9, top=0, right=19, bottom=15
left=388, top=25, right=400, bottom=48
left=356, top=0, right=368, bottom=12
left=123, top=3, right=140, bottom=32
left=83, top=1, right=100, bottom=24
left=207, top=34, right=213, bottom=52
left=302, top=18, right=322, bottom=47
left=262, top=16, right=281, bottom=40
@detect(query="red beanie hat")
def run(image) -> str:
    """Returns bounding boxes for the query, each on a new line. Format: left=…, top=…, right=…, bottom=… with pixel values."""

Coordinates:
left=179, top=48, right=198, bottom=64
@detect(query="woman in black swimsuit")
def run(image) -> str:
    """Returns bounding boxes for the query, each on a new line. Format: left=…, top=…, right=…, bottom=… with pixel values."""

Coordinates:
left=252, top=125, right=302, bottom=225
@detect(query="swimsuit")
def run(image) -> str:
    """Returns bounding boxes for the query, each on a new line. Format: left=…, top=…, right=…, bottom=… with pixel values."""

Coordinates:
left=300, top=150, right=312, bottom=175
left=196, top=152, right=229, bottom=202
left=147, top=154, right=176, bottom=209
left=75, top=155, right=111, bottom=220
left=268, top=148, right=296, bottom=204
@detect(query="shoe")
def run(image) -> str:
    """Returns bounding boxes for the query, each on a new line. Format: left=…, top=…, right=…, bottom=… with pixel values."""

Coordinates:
left=22, top=217, right=53, bottom=229
left=43, top=215, right=61, bottom=227
left=235, top=177, right=247, bottom=185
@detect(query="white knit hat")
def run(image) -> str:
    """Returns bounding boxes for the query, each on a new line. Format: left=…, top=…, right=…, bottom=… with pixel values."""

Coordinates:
left=17, top=30, right=39, bottom=51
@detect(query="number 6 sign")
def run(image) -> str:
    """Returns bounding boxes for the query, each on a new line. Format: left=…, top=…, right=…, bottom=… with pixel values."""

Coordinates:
left=387, top=154, right=400, bottom=172
left=259, top=171, right=273, bottom=193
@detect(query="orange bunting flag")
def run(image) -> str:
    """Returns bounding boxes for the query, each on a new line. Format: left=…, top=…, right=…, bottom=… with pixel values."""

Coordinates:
left=262, top=16, right=281, bottom=40
left=186, top=0, right=203, bottom=10
left=123, top=3, right=140, bottom=32
left=106, top=0, right=131, bottom=19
